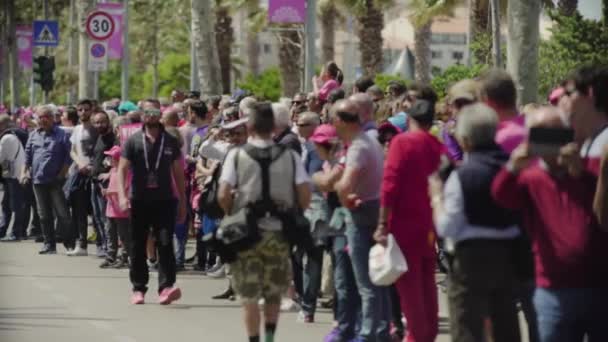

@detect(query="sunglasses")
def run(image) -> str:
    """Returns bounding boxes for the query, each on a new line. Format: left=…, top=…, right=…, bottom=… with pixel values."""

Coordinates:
left=297, top=122, right=312, bottom=127
left=143, top=109, right=161, bottom=117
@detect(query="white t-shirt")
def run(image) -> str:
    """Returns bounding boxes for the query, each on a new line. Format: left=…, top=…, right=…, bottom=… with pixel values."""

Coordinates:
left=0, top=134, right=25, bottom=179
left=70, top=124, right=96, bottom=166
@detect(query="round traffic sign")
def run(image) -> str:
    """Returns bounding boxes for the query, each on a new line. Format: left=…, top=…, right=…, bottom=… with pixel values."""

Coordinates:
left=90, top=43, right=106, bottom=58
left=86, top=11, right=115, bottom=41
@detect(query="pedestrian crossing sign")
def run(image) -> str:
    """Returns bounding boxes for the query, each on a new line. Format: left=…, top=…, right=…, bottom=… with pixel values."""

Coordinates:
left=33, top=20, right=59, bottom=47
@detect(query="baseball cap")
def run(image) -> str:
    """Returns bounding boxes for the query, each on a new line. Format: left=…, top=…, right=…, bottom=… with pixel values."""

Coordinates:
left=104, top=145, right=122, bottom=160
left=388, top=112, right=407, bottom=132
left=408, top=99, right=435, bottom=124
left=118, top=101, right=139, bottom=115
left=310, top=124, right=337, bottom=145
left=448, top=79, right=478, bottom=103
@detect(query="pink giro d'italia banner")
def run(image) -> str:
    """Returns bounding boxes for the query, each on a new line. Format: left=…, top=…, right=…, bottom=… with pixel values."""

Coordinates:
left=16, top=25, right=33, bottom=70
left=97, top=2, right=124, bottom=60
left=268, top=0, right=306, bottom=24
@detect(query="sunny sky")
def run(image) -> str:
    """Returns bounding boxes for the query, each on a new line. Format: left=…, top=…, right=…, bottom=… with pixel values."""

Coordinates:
left=578, top=0, right=602, bottom=20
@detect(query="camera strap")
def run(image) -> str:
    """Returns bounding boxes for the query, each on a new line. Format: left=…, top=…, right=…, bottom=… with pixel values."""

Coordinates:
left=242, top=144, right=287, bottom=215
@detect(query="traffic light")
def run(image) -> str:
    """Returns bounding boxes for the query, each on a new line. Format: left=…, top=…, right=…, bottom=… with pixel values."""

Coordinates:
left=33, top=56, right=55, bottom=92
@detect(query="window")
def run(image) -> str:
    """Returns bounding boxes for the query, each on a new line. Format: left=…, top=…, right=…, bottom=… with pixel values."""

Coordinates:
left=431, top=51, right=443, bottom=59
left=452, top=51, right=464, bottom=60
left=263, top=44, right=271, bottom=54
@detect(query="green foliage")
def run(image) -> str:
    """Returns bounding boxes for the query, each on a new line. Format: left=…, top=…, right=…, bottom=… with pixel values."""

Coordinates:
left=538, top=11, right=608, bottom=99
left=431, top=64, right=486, bottom=100
left=374, top=74, right=410, bottom=92
left=237, top=68, right=282, bottom=102
left=141, top=53, right=190, bottom=99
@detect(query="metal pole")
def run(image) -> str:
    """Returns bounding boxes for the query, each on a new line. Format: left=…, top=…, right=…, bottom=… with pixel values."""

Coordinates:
left=121, top=0, right=129, bottom=100
left=490, top=0, right=502, bottom=67
left=304, top=0, right=317, bottom=93
left=42, top=0, right=49, bottom=103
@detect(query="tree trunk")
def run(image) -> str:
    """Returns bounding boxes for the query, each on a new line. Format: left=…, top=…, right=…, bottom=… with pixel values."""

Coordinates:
left=77, top=0, right=94, bottom=99
left=7, top=0, right=20, bottom=108
left=558, top=0, right=578, bottom=16
left=246, top=4, right=260, bottom=76
left=277, top=29, right=302, bottom=97
left=490, top=0, right=502, bottom=67
left=414, top=20, right=432, bottom=85
left=603, top=0, right=608, bottom=26
left=507, top=0, right=541, bottom=106
left=192, top=0, right=221, bottom=95
left=469, top=0, right=490, bottom=64
left=319, top=2, right=336, bottom=64
left=151, top=1, right=159, bottom=99
left=215, top=3, right=233, bottom=94
left=67, top=0, right=78, bottom=103
left=357, top=0, right=384, bottom=77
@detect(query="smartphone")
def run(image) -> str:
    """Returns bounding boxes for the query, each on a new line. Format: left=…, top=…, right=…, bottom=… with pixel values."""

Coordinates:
left=528, top=127, right=574, bottom=156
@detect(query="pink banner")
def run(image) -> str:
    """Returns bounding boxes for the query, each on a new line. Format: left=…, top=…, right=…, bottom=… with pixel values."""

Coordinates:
left=16, top=25, right=33, bottom=70
left=268, top=0, right=306, bottom=24
left=97, top=2, right=124, bottom=60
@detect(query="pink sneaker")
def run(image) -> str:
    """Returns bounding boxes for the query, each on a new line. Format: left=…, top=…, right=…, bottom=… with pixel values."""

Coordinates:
left=130, top=291, right=145, bottom=305
left=158, top=287, right=181, bottom=305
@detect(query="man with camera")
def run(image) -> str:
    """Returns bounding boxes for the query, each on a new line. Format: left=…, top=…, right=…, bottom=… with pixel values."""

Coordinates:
left=217, top=102, right=311, bottom=342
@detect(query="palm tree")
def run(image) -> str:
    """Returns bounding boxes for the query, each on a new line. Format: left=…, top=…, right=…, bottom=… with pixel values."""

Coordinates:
left=507, top=0, right=541, bottom=106
left=6, top=0, right=19, bottom=108
left=277, top=28, right=303, bottom=97
left=408, top=0, right=458, bottom=84
left=319, top=0, right=339, bottom=64
left=215, top=0, right=234, bottom=94
left=340, top=0, right=393, bottom=78
left=192, top=0, right=222, bottom=95
left=558, top=0, right=578, bottom=16
left=469, top=0, right=490, bottom=64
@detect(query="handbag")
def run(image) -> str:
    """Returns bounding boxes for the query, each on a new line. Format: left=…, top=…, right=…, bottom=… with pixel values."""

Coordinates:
left=369, top=234, right=408, bottom=286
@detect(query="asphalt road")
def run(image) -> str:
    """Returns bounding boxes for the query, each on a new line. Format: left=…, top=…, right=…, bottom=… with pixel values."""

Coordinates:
left=0, top=240, right=455, bottom=342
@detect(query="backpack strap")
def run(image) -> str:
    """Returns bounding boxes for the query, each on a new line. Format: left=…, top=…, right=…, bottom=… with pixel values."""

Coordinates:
left=243, top=144, right=286, bottom=215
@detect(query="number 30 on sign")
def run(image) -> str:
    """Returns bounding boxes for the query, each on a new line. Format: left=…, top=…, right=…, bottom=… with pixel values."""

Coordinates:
left=86, top=11, right=115, bottom=41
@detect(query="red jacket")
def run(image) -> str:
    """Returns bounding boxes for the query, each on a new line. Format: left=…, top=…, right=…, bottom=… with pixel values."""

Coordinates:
left=381, top=130, right=445, bottom=259
left=492, top=166, right=608, bottom=288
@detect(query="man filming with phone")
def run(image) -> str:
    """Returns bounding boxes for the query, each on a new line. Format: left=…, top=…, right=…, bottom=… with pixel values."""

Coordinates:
left=491, top=106, right=608, bottom=342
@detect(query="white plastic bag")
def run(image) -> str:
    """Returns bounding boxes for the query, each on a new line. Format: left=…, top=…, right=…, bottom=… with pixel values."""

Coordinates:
left=369, top=234, right=408, bottom=286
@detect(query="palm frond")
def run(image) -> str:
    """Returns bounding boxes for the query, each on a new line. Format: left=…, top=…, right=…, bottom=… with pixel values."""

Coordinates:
left=407, top=0, right=460, bottom=28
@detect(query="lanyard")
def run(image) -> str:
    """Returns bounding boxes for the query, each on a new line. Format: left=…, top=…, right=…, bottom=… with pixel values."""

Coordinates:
left=142, top=130, right=165, bottom=172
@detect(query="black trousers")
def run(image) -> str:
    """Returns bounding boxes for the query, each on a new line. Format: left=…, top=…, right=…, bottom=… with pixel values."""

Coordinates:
left=129, top=199, right=177, bottom=294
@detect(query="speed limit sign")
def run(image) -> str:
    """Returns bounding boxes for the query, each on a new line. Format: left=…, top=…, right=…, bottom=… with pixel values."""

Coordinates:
left=86, top=11, right=115, bottom=41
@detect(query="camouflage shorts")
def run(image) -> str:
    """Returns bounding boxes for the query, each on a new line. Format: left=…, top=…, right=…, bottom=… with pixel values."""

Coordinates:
left=230, top=231, right=291, bottom=305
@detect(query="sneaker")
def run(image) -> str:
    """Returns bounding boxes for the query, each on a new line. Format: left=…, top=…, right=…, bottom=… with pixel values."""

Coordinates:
left=147, top=259, right=158, bottom=269
left=297, top=311, right=314, bottom=323
left=38, top=245, right=57, bottom=255
left=158, top=287, right=181, bottom=305
left=96, top=246, right=107, bottom=258
left=99, top=258, right=115, bottom=268
left=205, top=262, right=222, bottom=274
left=206, top=265, right=226, bottom=278
left=67, top=246, right=88, bottom=256
left=211, top=287, right=234, bottom=300
left=323, top=328, right=340, bottom=342
left=130, top=291, right=145, bottom=305
left=113, top=258, right=129, bottom=269
left=280, top=298, right=300, bottom=312
left=0, top=235, right=20, bottom=242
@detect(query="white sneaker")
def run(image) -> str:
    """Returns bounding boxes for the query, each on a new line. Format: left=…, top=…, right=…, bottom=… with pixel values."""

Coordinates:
left=280, top=298, right=300, bottom=312
left=207, top=265, right=226, bottom=278
left=67, top=246, right=88, bottom=256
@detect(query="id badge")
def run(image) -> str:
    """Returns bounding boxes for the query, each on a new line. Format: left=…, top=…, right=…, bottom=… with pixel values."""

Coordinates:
left=146, top=172, right=159, bottom=189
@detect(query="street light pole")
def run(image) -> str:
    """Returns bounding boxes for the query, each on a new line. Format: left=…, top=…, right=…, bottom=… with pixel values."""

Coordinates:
left=43, top=0, right=49, bottom=103
left=304, top=0, right=317, bottom=93
left=121, top=0, right=129, bottom=101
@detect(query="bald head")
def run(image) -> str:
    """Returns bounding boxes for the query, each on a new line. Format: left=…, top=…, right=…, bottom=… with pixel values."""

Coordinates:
left=527, top=106, right=568, bottom=129
left=332, top=99, right=360, bottom=124
left=162, top=108, right=180, bottom=127
left=349, top=93, right=374, bottom=123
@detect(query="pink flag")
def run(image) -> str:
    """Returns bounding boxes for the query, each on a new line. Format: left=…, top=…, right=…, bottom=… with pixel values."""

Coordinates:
left=97, top=2, right=124, bottom=60
left=268, top=0, right=306, bottom=24
left=16, top=25, right=33, bottom=70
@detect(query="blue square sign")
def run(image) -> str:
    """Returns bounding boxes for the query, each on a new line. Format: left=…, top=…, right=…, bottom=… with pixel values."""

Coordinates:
left=33, top=20, right=59, bottom=47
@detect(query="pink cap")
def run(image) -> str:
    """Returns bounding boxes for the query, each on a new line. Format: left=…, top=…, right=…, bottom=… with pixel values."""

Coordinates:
left=549, top=87, right=565, bottom=106
left=310, top=124, right=337, bottom=145
left=104, top=145, right=122, bottom=160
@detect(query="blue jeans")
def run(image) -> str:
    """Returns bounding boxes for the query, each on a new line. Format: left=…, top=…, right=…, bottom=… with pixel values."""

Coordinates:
left=90, top=181, right=108, bottom=249
left=345, top=200, right=391, bottom=342
left=3, top=179, right=26, bottom=238
left=333, top=235, right=361, bottom=341
left=174, top=222, right=187, bottom=266
left=534, top=287, right=608, bottom=342
left=301, top=246, right=324, bottom=316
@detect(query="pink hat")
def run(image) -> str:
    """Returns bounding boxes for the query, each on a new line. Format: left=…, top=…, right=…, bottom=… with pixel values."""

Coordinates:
left=548, top=87, right=565, bottom=106
left=104, top=145, right=122, bottom=160
left=310, top=124, right=337, bottom=145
